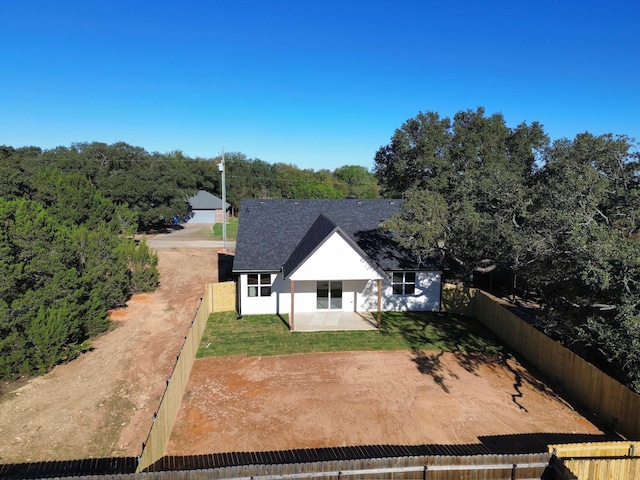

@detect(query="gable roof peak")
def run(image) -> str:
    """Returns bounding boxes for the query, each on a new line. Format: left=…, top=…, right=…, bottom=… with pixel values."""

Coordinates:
left=282, top=214, right=339, bottom=278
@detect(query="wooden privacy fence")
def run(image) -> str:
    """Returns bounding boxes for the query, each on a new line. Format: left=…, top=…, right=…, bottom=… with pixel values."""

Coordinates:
left=56, top=453, right=554, bottom=480
left=207, top=280, right=237, bottom=313
left=548, top=441, right=640, bottom=479
left=136, top=281, right=236, bottom=473
left=442, top=285, right=640, bottom=441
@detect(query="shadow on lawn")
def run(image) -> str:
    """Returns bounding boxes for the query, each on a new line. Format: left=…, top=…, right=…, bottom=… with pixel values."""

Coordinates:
left=380, top=312, right=511, bottom=393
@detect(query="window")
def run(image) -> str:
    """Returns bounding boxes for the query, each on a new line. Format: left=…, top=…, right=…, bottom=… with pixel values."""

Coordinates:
left=248, top=274, right=272, bottom=297
left=392, top=272, right=416, bottom=295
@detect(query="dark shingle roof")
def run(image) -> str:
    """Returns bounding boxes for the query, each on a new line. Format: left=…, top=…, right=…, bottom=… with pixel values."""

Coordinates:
left=188, top=190, right=230, bottom=210
left=233, top=199, right=442, bottom=273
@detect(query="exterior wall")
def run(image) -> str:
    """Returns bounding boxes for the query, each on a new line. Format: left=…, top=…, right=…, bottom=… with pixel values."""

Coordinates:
left=238, top=271, right=442, bottom=315
left=188, top=208, right=228, bottom=224
left=215, top=209, right=229, bottom=224
left=289, top=232, right=383, bottom=281
left=239, top=274, right=348, bottom=315
left=358, top=272, right=441, bottom=312
left=238, top=273, right=278, bottom=315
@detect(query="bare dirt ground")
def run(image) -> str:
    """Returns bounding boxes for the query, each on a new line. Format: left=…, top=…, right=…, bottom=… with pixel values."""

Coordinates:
left=167, top=351, right=605, bottom=455
left=0, top=226, right=218, bottom=465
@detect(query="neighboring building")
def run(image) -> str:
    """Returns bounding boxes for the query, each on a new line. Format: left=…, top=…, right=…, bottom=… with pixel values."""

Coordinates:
left=232, top=199, right=443, bottom=326
left=187, top=190, right=230, bottom=223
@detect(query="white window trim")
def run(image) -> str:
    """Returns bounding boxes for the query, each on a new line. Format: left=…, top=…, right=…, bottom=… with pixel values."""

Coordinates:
left=392, top=272, right=416, bottom=295
left=247, top=273, right=272, bottom=297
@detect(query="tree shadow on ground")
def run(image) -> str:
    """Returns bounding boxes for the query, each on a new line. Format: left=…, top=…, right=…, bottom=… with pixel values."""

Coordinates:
left=411, top=350, right=453, bottom=393
left=379, top=311, right=615, bottom=430
left=380, top=311, right=506, bottom=391
left=380, top=311, right=534, bottom=403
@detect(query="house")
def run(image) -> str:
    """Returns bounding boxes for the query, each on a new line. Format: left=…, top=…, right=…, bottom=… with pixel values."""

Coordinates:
left=232, top=199, right=443, bottom=329
left=187, top=190, right=230, bottom=223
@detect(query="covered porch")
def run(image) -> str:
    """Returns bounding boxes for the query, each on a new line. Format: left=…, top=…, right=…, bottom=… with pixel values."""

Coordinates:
left=292, top=311, right=378, bottom=332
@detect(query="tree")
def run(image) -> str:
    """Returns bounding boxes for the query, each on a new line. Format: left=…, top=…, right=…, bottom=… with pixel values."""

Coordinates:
left=376, top=108, right=546, bottom=279
left=39, top=142, right=195, bottom=231
left=333, top=165, right=379, bottom=198
left=373, top=111, right=452, bottom=197
left=376, top=109, right=640, bottom=391
left=381, top=187, right=448, bottom=267
left=520, top=133, right=640, bottom=390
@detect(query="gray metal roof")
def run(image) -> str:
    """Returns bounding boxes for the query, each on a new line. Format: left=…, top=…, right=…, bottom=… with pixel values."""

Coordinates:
left=233, top=199, right=442, bottom=273
left=188, top=190, right=230, bottom=210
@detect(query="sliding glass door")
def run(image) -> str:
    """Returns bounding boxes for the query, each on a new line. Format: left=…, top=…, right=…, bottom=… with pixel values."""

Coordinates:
left=316, top=281, right=342, bottom=310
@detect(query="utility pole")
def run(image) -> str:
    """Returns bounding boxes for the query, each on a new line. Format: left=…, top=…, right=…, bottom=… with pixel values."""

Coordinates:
left=218, top=149, right=227, bottom=251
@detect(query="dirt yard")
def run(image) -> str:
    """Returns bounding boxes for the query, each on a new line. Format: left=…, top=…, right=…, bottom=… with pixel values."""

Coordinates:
left=167, top=352, right=605, bottom=455
left=0, top=228, right=219, bottom=464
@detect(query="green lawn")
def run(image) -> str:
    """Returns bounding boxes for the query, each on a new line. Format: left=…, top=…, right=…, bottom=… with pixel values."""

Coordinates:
left=197, top=310, right=505, bottom=358
left=212, top=217, right=238, bottom=240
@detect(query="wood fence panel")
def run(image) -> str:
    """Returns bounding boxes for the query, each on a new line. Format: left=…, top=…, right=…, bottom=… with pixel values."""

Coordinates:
left=451, top=288, right=640, bottom=440
left=136, top=280, right=233, bottom=473
left=441, top=284, right=476, bottom=317
left=211, top=281, right=236, bottom=313
left=562, top=457, right=640, bottom=480
left=48, top=453, right=550, bottom=479
left=549, top=441, right=639, bottom=457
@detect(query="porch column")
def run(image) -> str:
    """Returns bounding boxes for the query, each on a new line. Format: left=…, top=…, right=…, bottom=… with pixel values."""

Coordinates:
left=377, top=278, right=382, bottom=328
left=290, top=280, right=295, bottom=332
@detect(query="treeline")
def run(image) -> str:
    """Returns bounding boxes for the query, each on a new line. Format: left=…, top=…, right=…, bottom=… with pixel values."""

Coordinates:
left=4, top=143, right=379, bottom=231
left=376, top=107, right=640, bottom=392
left=0, top=142, right=378, bottom=378
left=221, top=152, right=380, bottom=209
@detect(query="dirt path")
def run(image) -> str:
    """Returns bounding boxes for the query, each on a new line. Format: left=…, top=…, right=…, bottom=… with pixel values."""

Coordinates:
left=168, top=351, right=605, bottom=455
left=0, top=246, right=217, bottom=464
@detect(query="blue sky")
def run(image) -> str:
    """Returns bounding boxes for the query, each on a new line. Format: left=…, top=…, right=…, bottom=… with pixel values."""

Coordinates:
left=1, top=0, right=638, bottom=170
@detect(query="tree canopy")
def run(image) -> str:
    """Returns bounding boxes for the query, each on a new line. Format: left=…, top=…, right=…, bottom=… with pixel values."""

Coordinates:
left=376, top=107, right=640, bottom=392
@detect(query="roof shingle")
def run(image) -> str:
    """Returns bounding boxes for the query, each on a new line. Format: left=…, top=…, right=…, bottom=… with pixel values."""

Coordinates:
left=233, top=199, right=441, bottom=273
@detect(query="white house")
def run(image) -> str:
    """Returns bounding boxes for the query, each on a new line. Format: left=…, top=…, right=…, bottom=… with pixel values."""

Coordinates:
left=232, top=199, right=444, bottom=330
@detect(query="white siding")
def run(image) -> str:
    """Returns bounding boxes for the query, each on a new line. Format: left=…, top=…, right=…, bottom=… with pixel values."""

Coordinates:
left=238, top=273, right=277, bottom=315
left=289, top=232, right=383, bottom=281
left=357, top=272, right=441, bottom=312
left=239, top=271, right=441, bottom=315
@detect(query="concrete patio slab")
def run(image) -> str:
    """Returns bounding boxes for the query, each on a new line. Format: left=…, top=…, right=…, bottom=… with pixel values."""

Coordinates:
left=292, top=311, right=378, bottom=332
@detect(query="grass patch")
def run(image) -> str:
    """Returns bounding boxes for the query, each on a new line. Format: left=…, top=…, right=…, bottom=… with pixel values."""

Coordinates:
left=212, top=217, right=238, bottom=240
left=197, top=310, right=505, bottom=358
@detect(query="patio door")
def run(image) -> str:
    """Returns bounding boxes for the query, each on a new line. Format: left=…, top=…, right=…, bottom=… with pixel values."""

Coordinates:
left=316, top=281, right=342, bottom=310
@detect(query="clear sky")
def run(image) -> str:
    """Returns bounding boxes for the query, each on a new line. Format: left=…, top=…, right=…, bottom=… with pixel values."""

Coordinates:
left=1, top=0, right=638, bottom=170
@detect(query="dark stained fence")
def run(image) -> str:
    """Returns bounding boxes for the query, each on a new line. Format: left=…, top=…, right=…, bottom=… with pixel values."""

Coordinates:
left=2, top=453, right=552, bottom=479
